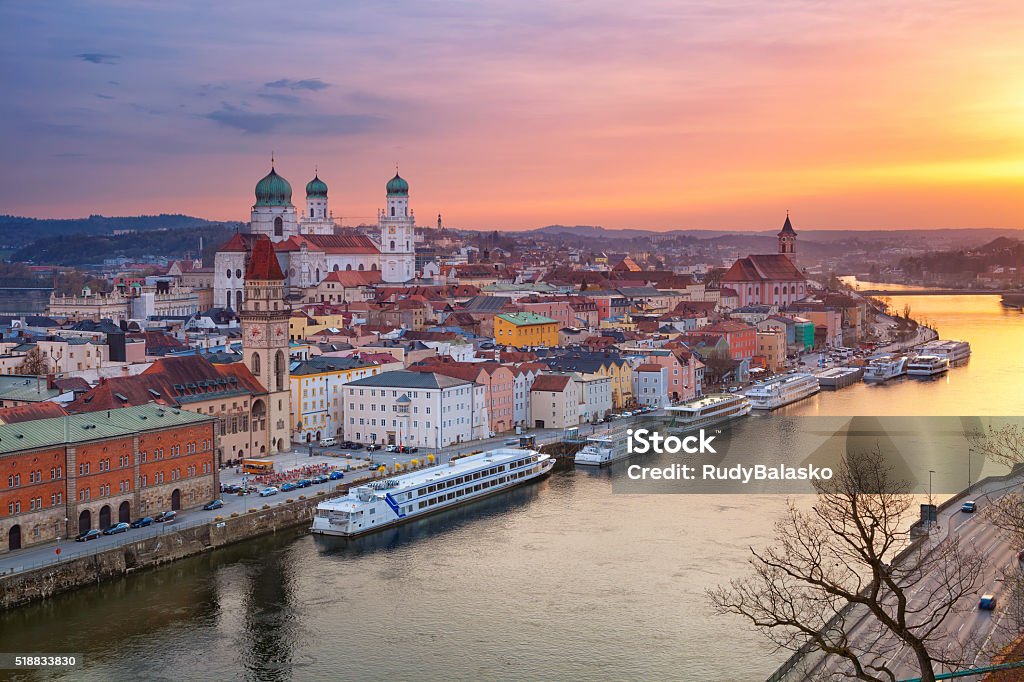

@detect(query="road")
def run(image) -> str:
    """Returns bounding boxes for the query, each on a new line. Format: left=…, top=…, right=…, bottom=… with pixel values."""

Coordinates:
left=794, top=475, right=1023, bottom=681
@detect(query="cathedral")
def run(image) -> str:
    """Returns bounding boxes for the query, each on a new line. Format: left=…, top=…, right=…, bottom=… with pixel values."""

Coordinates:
left=214, top=163, right=417, bottom=311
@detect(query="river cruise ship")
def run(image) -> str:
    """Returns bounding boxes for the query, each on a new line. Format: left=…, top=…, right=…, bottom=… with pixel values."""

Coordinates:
left=574, top=433, right=629, bottom=467
left=311, top=449, right=554, bottom=537
left=744, top=372, right=820, bottom=410
left=863, top=355, right=909, bottom=383
left=664, top=393, right=751, bottom=431
left=916, top=339, right=971, bottom=365
left=906, top=354, right=950, bottom=377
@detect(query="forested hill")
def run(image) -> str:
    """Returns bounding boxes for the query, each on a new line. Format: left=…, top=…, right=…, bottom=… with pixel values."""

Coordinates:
left=10, top=224, right=237, bottom=266
left=0, top=214, right=243, bottom=248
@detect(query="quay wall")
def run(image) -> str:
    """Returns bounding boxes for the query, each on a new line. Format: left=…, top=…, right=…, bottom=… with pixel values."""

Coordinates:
left=0, top=490, right=334, bottom=610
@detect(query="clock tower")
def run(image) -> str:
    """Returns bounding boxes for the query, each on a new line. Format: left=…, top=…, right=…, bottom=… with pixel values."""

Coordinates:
left=241, top=234, right=292, bottom=455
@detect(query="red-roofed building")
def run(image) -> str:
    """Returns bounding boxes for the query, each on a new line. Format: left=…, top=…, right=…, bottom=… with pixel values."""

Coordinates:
left=720, top=215, right=806, bottom=308
left=0, top=402, right=69, bottom=425
left=691, top=320, right=757, bottom=360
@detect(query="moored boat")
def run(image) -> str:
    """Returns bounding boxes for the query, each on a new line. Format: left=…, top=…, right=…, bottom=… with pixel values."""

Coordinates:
left=744, top=372, right=819, bottom=410
left=311, top=448, right=554, bottom=537
left=906, top=354, right=949, bottom=377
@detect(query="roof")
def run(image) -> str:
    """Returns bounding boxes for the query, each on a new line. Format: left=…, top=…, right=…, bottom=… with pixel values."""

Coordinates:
left=0, top=402, right=69, bottom=424
left=721, top=254, right=803, bottom=283
left=321, top=270, right=382, bottom=287
left=0, top=404, right=214, bottom=456
left=496, top=312, right=558, bottom=326
left=345, top=370, right=475, bottom=390
left=290, top=356, right=376, bottom=376
left=0, top=376, right=61, bottom=402
left=634, top=364, right=664, bottom=372
left=778, top=213, right=797, bottom=236
left=246, top=235, right=285, bottom=280
left=461, top=295, right=512, bottom=313
left=67, top=355, right=268, bottom=412
left=275, top=234, right=380, bottom=255
left=218, top=231, right=249, bottom=253
left=531, top=374, right=572, bottom=392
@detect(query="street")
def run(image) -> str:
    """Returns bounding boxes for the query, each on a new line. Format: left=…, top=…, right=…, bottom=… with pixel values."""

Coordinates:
left=796, top=475, right=1024, bottom=680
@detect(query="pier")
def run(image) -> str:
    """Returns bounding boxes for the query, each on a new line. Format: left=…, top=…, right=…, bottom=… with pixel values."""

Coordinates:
left=814, top=366, right=863, bottom=389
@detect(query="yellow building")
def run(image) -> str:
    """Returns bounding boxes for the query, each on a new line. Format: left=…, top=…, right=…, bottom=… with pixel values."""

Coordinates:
left=289, top=310, right=351, bottom=342
left=289, top=356, right=383, bottom=443
left=494, top=312, right=559, bottom=348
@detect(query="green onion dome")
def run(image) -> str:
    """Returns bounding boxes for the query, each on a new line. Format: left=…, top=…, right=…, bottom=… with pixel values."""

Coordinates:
left=386, top=173, right=409, bottom=196
left=254, top=167, right=292, bottom=206
left=306, top=174, right=328, bottom=198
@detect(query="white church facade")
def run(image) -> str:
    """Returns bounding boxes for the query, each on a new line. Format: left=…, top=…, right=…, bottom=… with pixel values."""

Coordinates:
left=214, top=164, right=417, bottom=310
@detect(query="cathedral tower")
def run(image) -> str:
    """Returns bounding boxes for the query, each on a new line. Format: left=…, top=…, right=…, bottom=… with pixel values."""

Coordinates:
left=778, top=212, right=797, bottom=265
left=250, top=161, right=297, bottom=242
left=240, top=235, right=291, bottom=455
left=379, top=171, right=416, bottom=283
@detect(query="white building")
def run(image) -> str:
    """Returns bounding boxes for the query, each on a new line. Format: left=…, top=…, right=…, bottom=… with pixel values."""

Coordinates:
left=633, top=364, right=670, bottom=408
left=289, top=356, right=382, bottom=444
left=576, top=372, right=613, bottom=422
left=343, top=370, right=488, bottom=449
left=214, top=165, right=418, bottom=312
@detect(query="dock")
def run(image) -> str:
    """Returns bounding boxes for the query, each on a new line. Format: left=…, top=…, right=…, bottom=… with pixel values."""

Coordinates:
left=814, top=366, right=863, bottom=389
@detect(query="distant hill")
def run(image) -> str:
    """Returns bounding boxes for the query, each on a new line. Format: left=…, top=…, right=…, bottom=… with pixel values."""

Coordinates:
left=0, top=214, right=244, bottom=248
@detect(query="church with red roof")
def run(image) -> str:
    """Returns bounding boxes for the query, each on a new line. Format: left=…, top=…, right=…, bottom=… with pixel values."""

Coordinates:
left=720, top=214, right=808, bottom=308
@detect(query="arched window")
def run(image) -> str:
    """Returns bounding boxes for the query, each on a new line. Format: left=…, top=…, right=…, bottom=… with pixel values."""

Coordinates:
left=371, top=263, right=378, bottom=271
left=274, top=216, right=283, bottom=236
left=333, top=264, right=339, bottom=272
left=390, top=240, right=395, bottom=250
left=774, top=286, right=779, bottom=295
left=251, top=352, right=261, bottom=375
left=236, top=269, right=242, bottom=279
left=315, top=268, right=320, bottom=281
left=235, top=290, right=243, bottom=310
left=275, top=350, right=286, bottom=392
left=358, top=263, right=365, bottom=271
left=226, top=292, right=232, bottom=309
left=226, top=269, right=231, bottom=279
left=390, top=206, right=395, bottom=217
left=406, top=241, right=410, bottom=250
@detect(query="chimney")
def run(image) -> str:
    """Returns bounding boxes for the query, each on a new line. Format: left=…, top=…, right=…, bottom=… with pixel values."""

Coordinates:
left=46, top=373, right=55, bottom=390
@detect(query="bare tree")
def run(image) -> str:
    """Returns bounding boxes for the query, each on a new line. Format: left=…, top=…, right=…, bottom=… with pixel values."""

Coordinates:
left=15, top=347, right=49, bottom=376
left=708, top=448, right=985, bottom=682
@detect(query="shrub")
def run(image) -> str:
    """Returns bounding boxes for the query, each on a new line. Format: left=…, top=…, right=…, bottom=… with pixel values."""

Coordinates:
left=248, top=508, right=258, bottom=513
left=262, top=504, right=270, bottom=510
left=298, top=495, right=306, bottom=500
left=230, top=512, right=239, bottom=518
left=213, top=516, right=224, bottom=521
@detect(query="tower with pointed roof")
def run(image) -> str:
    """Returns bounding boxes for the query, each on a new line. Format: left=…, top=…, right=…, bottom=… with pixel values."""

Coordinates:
left=240, top=234, right=291, bottom=455
left=379, top=170, right=416, bottom=283
left=778, top=212, right=797, bottom=265
left=251, top=160, right=298, bottom=242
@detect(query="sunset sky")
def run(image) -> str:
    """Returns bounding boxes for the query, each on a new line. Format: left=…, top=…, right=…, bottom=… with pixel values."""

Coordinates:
left=3, top=1, right=1024, bottom=231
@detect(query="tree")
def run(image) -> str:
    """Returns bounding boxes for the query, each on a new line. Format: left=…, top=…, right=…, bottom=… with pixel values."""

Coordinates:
left=708, top=448, right=985, bottom=682
left=15, top=347, right=49, bottom=376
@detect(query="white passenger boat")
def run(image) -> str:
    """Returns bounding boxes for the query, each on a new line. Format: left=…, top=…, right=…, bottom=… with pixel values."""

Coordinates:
left=906, top=354, right=949, bottom=377
left=916, top=339, right=971, bottom=365
left=574, top=434, right=628, bottom=467
left=744, top=372, right=820, bottom=410
left=665, top=393, right=751, bottom=431
left=863, top=355, right=909, bottom=383
left=311, top=448, right=554, bottom=537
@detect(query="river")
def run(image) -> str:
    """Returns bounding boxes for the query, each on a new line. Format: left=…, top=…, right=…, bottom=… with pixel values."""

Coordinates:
left=2, top=288, right=1022, bottom=681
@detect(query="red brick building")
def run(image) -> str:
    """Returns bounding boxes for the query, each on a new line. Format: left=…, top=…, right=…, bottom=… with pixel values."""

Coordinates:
left=1, top=404, right=216, bottom=553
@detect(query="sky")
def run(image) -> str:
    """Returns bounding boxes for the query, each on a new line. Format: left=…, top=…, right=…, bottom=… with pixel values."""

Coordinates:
left=2, top=1, right=1024, bottom=231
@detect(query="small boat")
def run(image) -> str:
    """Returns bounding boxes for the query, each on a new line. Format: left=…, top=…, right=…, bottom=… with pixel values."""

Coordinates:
left=906, top=355, right=949, bottom=377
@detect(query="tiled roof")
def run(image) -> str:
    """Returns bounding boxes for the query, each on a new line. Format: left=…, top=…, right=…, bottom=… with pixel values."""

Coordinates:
left=722, top=254, right=803, bottom=283
left=322, top=270, right=382, bottom=287
left=245, top=234, right=285, bottom=280
left=0, top=402, right=69, bottom=424
left=531, top=374, right=572, bottom=392
left=218, top=231, right=250, bottom=253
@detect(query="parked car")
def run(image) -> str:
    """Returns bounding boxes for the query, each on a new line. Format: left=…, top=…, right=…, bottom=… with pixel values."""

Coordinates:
left=221, top=483, right=241, bottom=494
left=349, top=442, right=365, bottom=451
left=319, top=437, right=337, bottom=447
left=130, top=516, right=154, bottom=528
left=328, top=470, right=345, bottom=480
left=76, top=529, right=102, bottom=542
left=341, top=441, right=356, bottom=449
left=295, top=479, right=312, bottom=488
left=280, top=482, right=298, bottom=492
left=962, top=501, right=978, bottom=513
left=154, top=511, right=177, bottom=523
left=203, top=499, right=225, bottom=511
left=385, top=444, right=399, bottom=452
left=259, top=486, right=279, bottom=497
left=312, top=474, right=330, bottom=484
left=367, top=443, right=381, bottom=451
left=406, top=446, right=419, bottom=454
left=103, top=522, right=130, bottom=535
left=980, top=593, right=997, bottom=610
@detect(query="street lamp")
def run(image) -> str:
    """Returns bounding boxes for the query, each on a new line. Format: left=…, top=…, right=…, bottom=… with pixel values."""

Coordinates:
left=967, top=447, right=972, bottom=490
left=928, top=470, right=935, bottom=507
